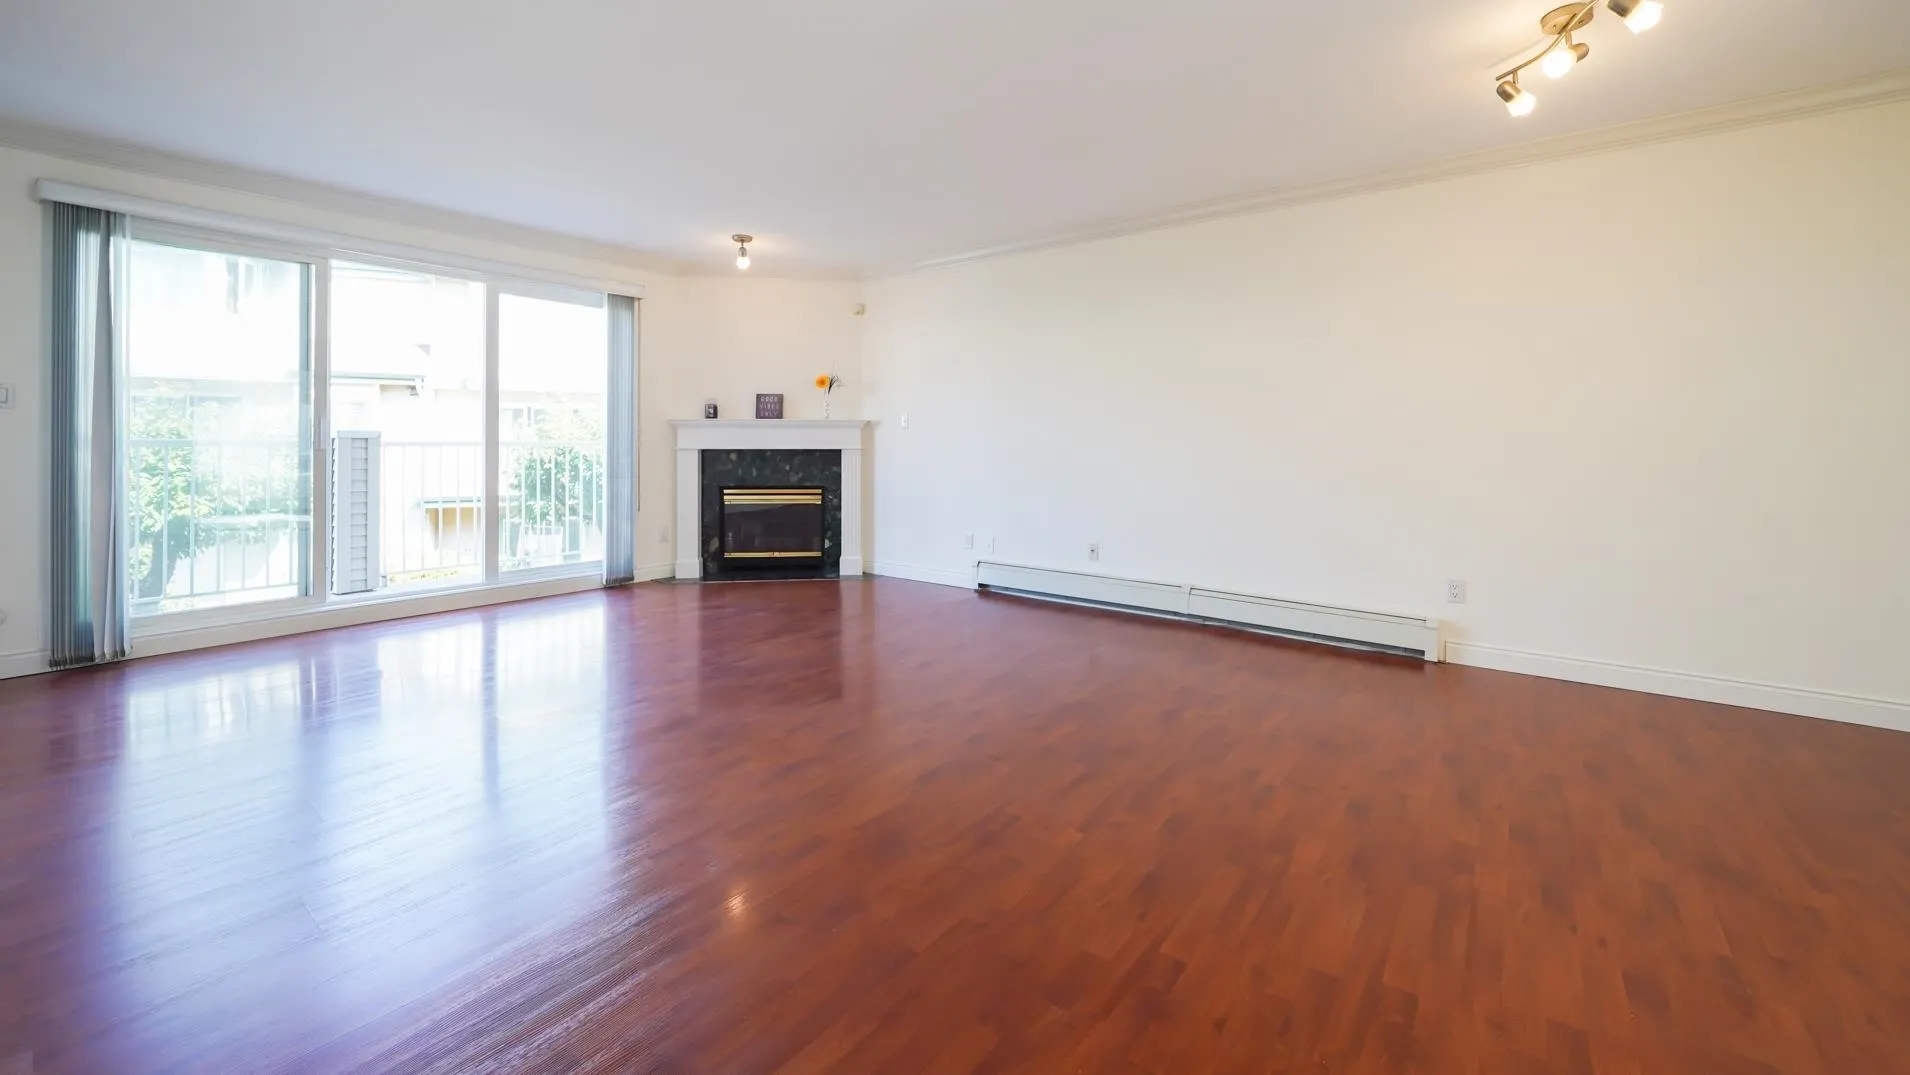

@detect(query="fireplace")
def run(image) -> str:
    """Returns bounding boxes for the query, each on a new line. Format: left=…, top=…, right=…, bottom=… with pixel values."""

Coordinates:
left=672, top=421, right=866, bottom=581
left=720, top=487, right=825, bottom=568
left=695, top=449, right=844, bottom=579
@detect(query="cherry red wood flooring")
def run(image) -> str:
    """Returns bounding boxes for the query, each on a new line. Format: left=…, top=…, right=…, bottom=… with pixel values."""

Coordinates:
left=1, top=579, right=1907, bottom=1073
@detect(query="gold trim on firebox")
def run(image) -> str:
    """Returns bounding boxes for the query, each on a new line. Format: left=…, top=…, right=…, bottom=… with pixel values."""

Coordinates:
left=721, top=487, right=825, bottom=561
left=723, top=489, right=824, bottom=506
left=724, top=551, right=823, bottom=559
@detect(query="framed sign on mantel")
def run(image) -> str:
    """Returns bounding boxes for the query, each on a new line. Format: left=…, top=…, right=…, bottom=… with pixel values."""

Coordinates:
left=755, top=393, right=784, bottom=419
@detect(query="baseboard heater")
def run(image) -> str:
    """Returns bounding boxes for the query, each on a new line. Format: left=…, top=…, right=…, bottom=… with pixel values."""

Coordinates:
left=973, top=561, right=1443, bottom=661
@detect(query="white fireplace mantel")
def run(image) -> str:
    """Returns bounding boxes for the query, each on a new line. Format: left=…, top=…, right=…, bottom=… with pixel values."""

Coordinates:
left=671, top=419, right=870, bottom=579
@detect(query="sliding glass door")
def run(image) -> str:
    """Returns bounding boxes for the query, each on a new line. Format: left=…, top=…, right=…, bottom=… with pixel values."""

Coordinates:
left=118, top=221, right=627, bottom=628
left=124, top=235, right=315, bottom=616
left=497, top=291, right=608, bottom=573
left=329, top=260, right=487, bottom=591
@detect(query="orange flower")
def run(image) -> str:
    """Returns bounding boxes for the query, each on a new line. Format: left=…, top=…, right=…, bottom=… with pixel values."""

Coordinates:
left=814, top=374, right=831, bottom=390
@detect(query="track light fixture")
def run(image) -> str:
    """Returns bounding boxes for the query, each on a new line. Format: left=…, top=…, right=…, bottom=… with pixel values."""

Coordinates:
left=1492, top=1, right=1665, bottom=115
left=733, top=234, right=753, bottom=270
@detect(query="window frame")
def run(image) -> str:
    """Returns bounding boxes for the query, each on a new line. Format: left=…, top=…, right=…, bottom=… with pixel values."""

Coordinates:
left=493, top=284, right=611, bottom=577
left=123, top=220, right=332, bottom=630
left=120, top=217, right=621, bottom=637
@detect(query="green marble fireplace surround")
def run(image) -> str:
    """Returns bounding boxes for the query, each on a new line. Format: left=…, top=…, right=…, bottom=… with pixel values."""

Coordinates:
left=670, top=419, right=868, bottom=581
left=700, top=450, right=842, bottom=578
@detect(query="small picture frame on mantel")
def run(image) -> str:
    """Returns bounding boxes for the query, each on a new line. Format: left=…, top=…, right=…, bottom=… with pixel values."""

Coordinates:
left=703, top=400, right=719, bottom=419
left=754, top=393, right=784, bottom=420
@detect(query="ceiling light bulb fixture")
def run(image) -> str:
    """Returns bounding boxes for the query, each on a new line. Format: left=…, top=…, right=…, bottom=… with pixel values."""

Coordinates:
left=1498, top=79, right=1537, bottom=116
left=732, top=234, right=753, bottom=270
left=1607, top=0, right=1664, bottom=34
left=1490, top=2, right=1666, bottom=115
left=1541, top=39, right=1590, bottom=78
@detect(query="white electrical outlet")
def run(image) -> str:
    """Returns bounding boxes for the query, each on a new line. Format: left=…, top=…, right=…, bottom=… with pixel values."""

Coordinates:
left=900, top=413, right=911, bottom=429
left=1088, top=542, right=1100, bottom=562
left=962, top=533, right=974, bottom=550
left=0, top=383, right=14, bottom=409
left=985, top=537, right=996, bottom=555
left=1447, top=579, right=1468, bottom=604
left=659, top=526, right=670, bottom=544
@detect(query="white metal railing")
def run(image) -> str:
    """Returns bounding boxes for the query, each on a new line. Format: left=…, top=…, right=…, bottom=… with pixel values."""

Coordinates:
left=378, top=439, right=604, bottom=582
left=377, top=441, right=482, bottom=585
left=499, top=439, right=606, bottom=571
left=125, top=436, right=606, bottom=613
left=127, top=437, right=309, bottom=615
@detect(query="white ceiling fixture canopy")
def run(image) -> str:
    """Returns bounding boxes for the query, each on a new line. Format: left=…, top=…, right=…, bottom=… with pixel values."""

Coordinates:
left=0, top=0, right=1906, bottom=272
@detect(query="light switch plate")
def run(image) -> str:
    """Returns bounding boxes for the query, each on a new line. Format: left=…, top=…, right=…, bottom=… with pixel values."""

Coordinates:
left=0, top=383, right=14, bottom=408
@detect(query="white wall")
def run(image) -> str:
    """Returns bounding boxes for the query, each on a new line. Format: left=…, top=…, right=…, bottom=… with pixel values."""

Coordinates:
left=0, top=141, right=860, bottom=672
left=863, top=101, right=1910, bottom=725
left=656, top=274, right=865, bottom=423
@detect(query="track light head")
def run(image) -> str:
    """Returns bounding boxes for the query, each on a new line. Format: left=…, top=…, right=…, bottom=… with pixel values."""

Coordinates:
left=1497, top=80, right=1536, bottom=117
left=1606, top=0, right=1664, bottom=34
left=1542, top=40, right=1590, bottom=79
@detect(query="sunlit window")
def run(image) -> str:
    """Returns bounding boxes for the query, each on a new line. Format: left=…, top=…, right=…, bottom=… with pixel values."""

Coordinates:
left=119, top=231, right=623, bottom=623
left=498, top=293, right=608, bottom=571
left=125, top=240, right=312, bottom=615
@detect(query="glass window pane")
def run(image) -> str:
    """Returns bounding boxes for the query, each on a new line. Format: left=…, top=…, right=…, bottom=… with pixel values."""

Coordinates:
left=329, top=262, right=486, bottom=591
left=498, top=293, right=607, bottom=572
left=126, top=241, right=312, bottom=616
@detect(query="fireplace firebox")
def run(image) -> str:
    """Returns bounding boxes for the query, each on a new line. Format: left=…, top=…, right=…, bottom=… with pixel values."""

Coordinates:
left=720, top=487, right=825, bottom=568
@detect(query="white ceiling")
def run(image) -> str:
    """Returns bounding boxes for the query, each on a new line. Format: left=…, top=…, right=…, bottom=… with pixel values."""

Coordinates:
left=2, top=1, right=1907, bottom=273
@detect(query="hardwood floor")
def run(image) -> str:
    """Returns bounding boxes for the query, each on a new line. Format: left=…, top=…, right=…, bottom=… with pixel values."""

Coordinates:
left=0, top=580, right=1906, bottom=1073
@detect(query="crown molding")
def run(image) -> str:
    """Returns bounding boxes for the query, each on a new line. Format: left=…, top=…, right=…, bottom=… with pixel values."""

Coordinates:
left=886, top=68, right=1910, bottom=278
left=0, top=115, right=683, bottom=276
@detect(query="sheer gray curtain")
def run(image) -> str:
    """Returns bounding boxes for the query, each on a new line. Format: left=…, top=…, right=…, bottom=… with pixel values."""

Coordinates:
left=602, top=294, right=638, bottom=585
left=46, top=200, right=131, bottom=668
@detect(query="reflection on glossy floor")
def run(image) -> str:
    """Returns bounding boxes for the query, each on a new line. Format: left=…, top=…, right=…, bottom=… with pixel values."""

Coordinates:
left=1, top=580, right=1907, bottom=1073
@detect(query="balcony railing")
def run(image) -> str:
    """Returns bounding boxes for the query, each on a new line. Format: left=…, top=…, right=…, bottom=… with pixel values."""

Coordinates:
left=127, top=437, right=309, bottom=615
left=127, top=436, right=606, bottom=613
left=377, top=439, right=603, bottom=579
left=378, top=441, right=482, bottom=585
left=499, top=439, right=606, bottom=571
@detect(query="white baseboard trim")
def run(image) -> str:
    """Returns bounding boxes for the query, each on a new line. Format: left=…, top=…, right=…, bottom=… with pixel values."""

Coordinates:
left=1447, top=641, right=1910, bottom=734
left=869, top=561, right=977, bottom=590
left=0, top=649, right=48, bottom=681
left=634, top=563, right=677, bottom=583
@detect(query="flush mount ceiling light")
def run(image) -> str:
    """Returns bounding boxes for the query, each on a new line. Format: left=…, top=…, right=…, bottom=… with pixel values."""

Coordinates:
left=1493, top=1, right=1665, bottom=116
left=733, top=234, right=753, bottom=270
